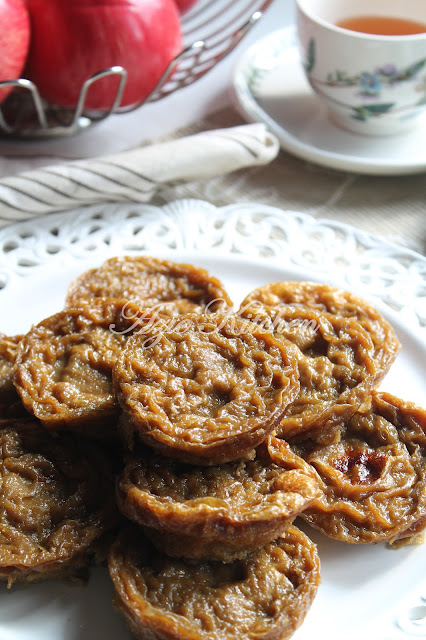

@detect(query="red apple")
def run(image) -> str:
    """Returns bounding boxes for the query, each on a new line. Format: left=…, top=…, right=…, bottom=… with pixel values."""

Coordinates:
left=25, top=0, right=183, bottom=111
left=0, top=0, right=30, bottom=103
left=174, top=0, right=199, bottom=13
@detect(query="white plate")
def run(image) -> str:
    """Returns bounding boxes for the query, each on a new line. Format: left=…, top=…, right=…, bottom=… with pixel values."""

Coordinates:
left=0, top=199, right=425, bottom=640
left=232, top=26, right=426, bottom=176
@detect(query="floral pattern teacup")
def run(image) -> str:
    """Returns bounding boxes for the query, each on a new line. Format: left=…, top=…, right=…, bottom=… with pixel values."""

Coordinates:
left=296, top=0, right=426, bottom=136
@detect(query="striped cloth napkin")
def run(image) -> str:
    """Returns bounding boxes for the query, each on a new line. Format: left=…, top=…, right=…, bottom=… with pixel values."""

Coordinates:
left=0, top=124, right=279, bottom=227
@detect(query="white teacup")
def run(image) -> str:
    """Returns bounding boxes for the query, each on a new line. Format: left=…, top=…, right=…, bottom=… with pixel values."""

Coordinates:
left=295, top=0, right=426, bottom=135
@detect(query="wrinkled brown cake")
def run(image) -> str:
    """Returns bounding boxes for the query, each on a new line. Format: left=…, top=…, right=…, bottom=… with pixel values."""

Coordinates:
left=294, top=391, right=426, bottom=545
left=108, top=525, right=321, bottom=640
left=240, top=281, right=400, bottom=383
left=239, top=302, right=377, bottom=444
left=13, top=299, right=158, bottom=437
left=1, top=255, right=422, bottom=638
left=116, top=436, right=320, bottom=561
left=65, top=256, right=233, bottom=316
left=0, top=334, right=31, bottom=420
left=0, top=334, right=23, bottom=404
left=114, top=313, right=300, bottom=464
left=0, top=419, right=118, bottom=585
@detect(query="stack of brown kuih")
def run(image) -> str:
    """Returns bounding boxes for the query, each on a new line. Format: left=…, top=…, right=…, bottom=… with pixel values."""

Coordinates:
left=1, top=256, right=426, bottom=640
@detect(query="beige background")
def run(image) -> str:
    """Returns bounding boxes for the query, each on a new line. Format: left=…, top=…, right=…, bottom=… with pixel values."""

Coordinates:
left=155, top=107, right=426, bottom=257
left=0, top=106, right=424, bottom=256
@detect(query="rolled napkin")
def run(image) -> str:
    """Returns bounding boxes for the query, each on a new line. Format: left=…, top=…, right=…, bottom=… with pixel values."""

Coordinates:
left=0, top=124, right=278, bottom=225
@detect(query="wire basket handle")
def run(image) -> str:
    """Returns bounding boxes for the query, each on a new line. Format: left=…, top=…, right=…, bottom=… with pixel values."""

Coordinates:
left=0, top=0, right=274, bottom=138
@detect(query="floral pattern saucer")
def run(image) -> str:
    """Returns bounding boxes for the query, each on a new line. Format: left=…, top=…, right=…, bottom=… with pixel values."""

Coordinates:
left=232, top=26, right=426, bottom=175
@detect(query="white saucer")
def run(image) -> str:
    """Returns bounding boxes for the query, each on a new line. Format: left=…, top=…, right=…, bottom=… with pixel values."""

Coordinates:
left=232, top=26, right=426, bottom=175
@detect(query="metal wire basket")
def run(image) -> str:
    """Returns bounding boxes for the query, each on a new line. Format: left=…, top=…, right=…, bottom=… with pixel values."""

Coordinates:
left=0, top=0, right=274, bottom=138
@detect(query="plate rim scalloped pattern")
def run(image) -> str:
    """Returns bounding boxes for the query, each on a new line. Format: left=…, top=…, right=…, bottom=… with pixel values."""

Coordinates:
left=0, top=198, right=424, bottom=342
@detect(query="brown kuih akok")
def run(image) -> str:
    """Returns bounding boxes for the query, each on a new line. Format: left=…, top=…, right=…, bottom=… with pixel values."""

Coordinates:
left=65, top=256, right=233, bottom=316
left=0, top=419, right=118, bottom=585
left=108, top=525, right=320, bottom=640
left=114, top=313, right=300, bottom=465
left=240, top=281, right=400, bottom=383
left=294, top=391, right=426, bottom=545
left=239, top=302, right=377, bottom=444
left=0, top=334, right=29, bottom=420
left=116, top=436, right=320, bottom=562
left=0, top=334, right=23, bottom=403
left=13, top=299, right=159, bottom=438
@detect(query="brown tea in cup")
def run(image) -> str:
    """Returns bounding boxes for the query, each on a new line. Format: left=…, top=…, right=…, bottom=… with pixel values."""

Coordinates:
left=337, top=15, right=426, bottom=36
